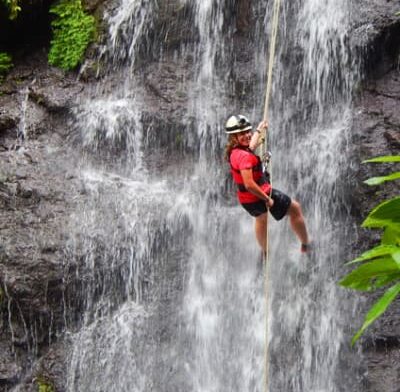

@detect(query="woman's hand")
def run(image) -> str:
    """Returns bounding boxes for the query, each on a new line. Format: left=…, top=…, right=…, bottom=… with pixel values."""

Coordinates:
left=266, top=196, right=274, bottom=208
left=250, top=121, right=268, bottom=150
left=257, top=120, right=269, bottom=133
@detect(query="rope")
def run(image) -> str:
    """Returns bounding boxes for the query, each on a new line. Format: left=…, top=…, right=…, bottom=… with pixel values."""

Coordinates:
left=260, top=0, right=282, bottom=391
left=262, top=0, right=281, bottom=123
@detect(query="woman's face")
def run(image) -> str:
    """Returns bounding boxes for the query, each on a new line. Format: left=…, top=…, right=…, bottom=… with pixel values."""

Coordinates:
left=235, top=129, right=252, bottom=147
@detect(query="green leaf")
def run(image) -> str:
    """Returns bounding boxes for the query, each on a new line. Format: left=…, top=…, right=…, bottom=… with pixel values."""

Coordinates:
left=352, top=282, right=400, bottom=345
left=363, top=155, right=400, bottom=163
left=364, top=172, right=400, bottom=185
left=373, top=272, right=400, bottom=289
left=382, top=226, right=400, bottom=246
left=392, top=250, right=400, bottom=267
left=347, top=245, right=400, bottom=264
left=362, top=197, right=400, bottom=228
left=339, top=257, right=399, bottom=291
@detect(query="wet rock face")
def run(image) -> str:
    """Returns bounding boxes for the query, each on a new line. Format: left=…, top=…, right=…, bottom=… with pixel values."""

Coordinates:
left=0, top=53, right=87, bottom=389
left=351, top=0, right=400, bottom=77
left=351, top=67, right=400, bottom=386
left=349, top=3, right=400, bottom=390
left=351, top=70, right=400, bottom=219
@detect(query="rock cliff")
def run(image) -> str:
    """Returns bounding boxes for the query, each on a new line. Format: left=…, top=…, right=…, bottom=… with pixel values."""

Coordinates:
left=350, top=2, right=400, bottom=391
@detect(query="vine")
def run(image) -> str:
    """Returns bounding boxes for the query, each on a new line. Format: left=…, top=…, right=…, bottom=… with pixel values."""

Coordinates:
left=48, top=0, right=96, bottom=70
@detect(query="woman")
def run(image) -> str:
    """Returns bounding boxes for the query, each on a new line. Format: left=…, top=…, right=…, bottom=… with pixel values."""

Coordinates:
left=224, top=114, right=310, bottom=254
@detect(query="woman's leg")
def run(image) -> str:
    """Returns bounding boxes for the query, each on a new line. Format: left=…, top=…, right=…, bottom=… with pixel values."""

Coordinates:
left=254, top=212, right=268, bottom=253
left=287, top=200, right=309, bottom=246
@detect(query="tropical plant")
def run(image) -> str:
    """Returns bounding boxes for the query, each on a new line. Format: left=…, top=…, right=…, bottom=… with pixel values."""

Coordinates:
left=0, top=52, right=13, bottom=82
left=340, top=155, right=400, bottom=345
left=48, top=0, right=96, bottom=70
left=2, top=0, right=21, bottom=19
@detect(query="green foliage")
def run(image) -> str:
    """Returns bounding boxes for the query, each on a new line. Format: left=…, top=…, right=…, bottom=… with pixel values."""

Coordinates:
left=340, top=155, right=400, bottom=345
left=363, top=156, right=400, bottom=163
left=0, top=52, right=13, bottom=82
left=36, top=377, right=54, bottom=392
left=340, top=257, right=400, bottom=291
left=363, top=157, right=400, bottom=185
left=351, top=283, right=400, bottom=345
left=2, top=0, right=21, bottom=19
left=362, top=197, right=400, bottom=228
left=48, top=0, right=96, bottom=70
left=364, top=172, right=400, bottom=186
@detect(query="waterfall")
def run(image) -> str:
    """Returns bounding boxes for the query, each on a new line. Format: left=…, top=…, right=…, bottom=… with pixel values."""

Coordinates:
left=258, top=1, right=363, bottom=391
left=64, top=0, right=363, bottom=391
left=17, top=80, right=36, bottom=140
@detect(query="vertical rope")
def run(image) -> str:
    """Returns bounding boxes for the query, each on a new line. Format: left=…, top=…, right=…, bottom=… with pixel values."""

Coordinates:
left=261, top=0, right=282, bottom=391
left=262, top=0, right=281, bottom=123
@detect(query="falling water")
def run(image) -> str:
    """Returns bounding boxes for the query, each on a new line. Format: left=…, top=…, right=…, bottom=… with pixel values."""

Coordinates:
left=64, top=0, right=363, bottom=391
left=257, top=0, right=362, bottom=391
left=17, top=81, right=35, bottom=140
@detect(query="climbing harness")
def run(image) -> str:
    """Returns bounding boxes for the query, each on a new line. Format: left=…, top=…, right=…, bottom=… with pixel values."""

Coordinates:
left=230, top=149, right=269, bottom=194
left=259, top=0, right=282, bottom=391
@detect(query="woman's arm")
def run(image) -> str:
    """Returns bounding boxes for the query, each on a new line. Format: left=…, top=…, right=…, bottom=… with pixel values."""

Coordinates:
left=249, top=121, right=268, bottom=151
left=240, top=169, right=274, bottom=208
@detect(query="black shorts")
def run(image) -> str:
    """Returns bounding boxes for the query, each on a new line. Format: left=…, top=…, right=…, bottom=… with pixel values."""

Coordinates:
left=241, top=189, right=291, bottom=221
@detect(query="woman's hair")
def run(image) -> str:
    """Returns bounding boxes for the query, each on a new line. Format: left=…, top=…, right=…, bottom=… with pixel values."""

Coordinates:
left=224, top=134, right=239, bottom=161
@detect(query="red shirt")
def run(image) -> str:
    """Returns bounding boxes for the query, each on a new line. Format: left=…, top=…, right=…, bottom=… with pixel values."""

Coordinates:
left=230, top=148, right=271, bottom=204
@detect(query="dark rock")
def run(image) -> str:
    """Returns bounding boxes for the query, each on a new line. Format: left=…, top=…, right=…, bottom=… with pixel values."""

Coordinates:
left=0, top=114, right=17, bottom=133
left=384, top=130, right=400, bottom=149
left=364, top=347, right=400, bottom=392
left=8, top=342, right=67, bottom=392
left=350, top=4, right=400, bottom=388
left=0, top=343, right=22, bottom=384
left=236, top=0, right=252, bottom=33
left=82, top=0, right=106, bottom=12
left=32, top=342, right=67, bottom=391
left=29, top=83, right=83, bottom=114
left=351, top=0, right=400, bottom=78
left=17, top=184, right=33, bottom=199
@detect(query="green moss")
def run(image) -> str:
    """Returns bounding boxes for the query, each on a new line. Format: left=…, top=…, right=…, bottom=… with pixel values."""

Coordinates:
left=0, top=52, right=13, bottom=83
left=175, top=133, right=183, bottom=146
left=36, top=377, right=55, bottom=392
left=48, top=0, right=96, bottom=71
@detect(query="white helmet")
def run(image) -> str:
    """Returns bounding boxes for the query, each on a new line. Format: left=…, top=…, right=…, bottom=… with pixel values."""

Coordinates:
left=225, top=115, right=252, bottom=134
